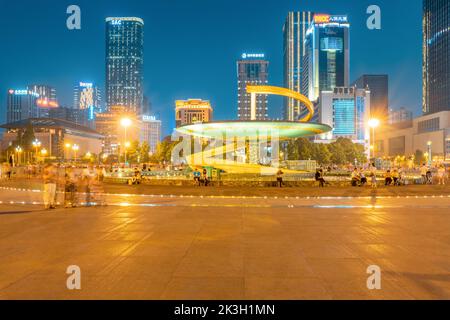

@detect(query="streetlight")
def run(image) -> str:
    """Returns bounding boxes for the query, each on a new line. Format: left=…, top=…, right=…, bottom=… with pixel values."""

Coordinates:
left=120, top=118, right=132, bottom=164
left=72, top=144, right=79, bottom=162
left=32, top=139, right=41, bottom=163
left=15, top=146, right=23, bottom=165
left=368, top=118, right=380, bottom=159
left=124, top=141, right=131, bottom=164
left=427, top=141, right=432, bottom=167
left=40, top=148, right=48, bottom=162
left=65, top=143, right=72, bottom=161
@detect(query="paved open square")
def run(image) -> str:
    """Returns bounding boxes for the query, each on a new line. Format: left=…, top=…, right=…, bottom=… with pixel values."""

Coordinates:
left=0, top=181, right=450, bottom=300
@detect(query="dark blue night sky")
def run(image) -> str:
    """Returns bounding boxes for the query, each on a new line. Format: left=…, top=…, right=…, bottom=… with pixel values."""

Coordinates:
left=0, top=0, right=422, bottom=136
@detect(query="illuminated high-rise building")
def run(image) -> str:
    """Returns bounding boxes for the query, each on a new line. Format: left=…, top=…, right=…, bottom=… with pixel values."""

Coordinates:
left=175, top=99, right=213, bottom=128
left=237, top=53, right=269, bottom=120
left=423, top=0, right=450, bottom=114
left=283, top=11, right=314, bottom=121
left=6, top=89, right=40, bottom=123
left=303, top=14, right=350, bottom=103
left=27, top=84, right=58, bottom=118
left=105, top=17, right=144, bottom=114
left=140, top=115, right=161, bottom=153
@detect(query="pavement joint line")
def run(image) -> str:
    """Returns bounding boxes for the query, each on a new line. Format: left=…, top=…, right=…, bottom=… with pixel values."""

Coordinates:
left=2, top=200, right=450, bottom=209
left=1, top=186, right=450, bottom=201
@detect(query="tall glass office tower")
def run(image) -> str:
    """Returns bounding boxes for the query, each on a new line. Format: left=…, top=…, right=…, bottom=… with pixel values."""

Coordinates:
left=302, top=14, right=350, bottom=103
left=283, top=11, right=314, bottom=121
left=423, top=0, right=450, bottom=114
left=105, top=17, right=144, bottom=114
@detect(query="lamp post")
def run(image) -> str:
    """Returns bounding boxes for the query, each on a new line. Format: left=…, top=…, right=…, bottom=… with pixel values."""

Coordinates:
left=124, top=141, right=131, bottom=164
left=120, top=118, right=132, bottom=164
left=72, top=144, right=79, bottom=162
left=32, top=139, right=41, bottom=163
left=65, top=143, right=72, bottom=162
left=368, top=119, right=380, bottom=160
left=427, top=141, right=432, bottom=167
left=15, top=146, right=23, bottom=166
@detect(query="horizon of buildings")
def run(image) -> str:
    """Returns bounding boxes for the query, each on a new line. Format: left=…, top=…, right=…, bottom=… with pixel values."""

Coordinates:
left=1, top=1, right=449, bottom=161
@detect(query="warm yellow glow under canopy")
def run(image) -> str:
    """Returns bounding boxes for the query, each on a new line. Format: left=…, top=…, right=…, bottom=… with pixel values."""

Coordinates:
left=246, top=85, right=315, bottom=122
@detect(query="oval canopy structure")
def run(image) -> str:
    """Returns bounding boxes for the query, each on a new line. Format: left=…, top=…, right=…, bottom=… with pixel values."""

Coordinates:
left=176, top=120, right=332, bottom=140
left=246, top=85, right=315, bottom=122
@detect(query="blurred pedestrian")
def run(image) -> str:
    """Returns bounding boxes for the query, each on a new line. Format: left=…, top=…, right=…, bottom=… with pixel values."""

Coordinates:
left=276, top=169, right=284, bottom=187
left=43, top=163, right=57, bottom=209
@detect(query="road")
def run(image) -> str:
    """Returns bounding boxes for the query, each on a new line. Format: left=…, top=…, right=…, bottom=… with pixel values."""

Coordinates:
left=0, top=181, right=449, bottom=299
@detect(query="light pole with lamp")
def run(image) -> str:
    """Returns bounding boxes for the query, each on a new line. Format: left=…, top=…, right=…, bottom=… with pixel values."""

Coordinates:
left=72, top=144, right=79, bottom=162
left=120, top=118, right=132, bottom=164
left=32, top=139, right=41, bottom=163
left=368, top=118, right=380, bottom=160
left=15, top=146, right=23, bottom=166
left=427, top=141, right=432, bottom=167
left=65, top=143, right=72, bottom=162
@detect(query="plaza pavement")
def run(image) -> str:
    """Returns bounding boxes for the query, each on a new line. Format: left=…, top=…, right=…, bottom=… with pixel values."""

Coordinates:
left=0, top=179, right=450, bottom=299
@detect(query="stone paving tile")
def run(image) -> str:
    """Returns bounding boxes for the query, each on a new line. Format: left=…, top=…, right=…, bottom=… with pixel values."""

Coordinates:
left=244, top=277, right=332, bottom=300
left=161, top=277, right=245, bottom=300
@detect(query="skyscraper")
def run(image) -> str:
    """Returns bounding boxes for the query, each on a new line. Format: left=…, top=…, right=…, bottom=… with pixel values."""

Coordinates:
left=237, top=53, right=269, bottom=120
left=283, top=11, right=314, bottom=121
left=105, top=17, right=144, bottom=114
left=6, top=89, right=40, bottom=123
left=28, top=84, right=58, bottom=118
left=303, top=14, right=350, bottom=102
left=140, top=115, right=161, bottom=153
left=423, top=0, right=450, bottom=114
left=352, top=75, right=388, bottom=120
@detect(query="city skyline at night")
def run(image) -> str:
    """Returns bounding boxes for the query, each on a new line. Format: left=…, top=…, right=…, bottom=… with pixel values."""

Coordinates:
left=0, top=0, right=422, bottom=136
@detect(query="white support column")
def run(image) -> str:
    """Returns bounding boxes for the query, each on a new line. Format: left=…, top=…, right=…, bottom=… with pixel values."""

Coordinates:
left=250, top=92, right=256, bottom=120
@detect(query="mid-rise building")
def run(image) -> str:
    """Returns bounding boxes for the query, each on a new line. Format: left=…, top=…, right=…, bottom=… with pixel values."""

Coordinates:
left=317, top=87, right=371, bottom=150
left=377, top=111, right=450, bottom=161
left=49, top=107, right=90, bottom=128
left=95, top=106, right=139, bottom=156
left=27, top=85, right=58, bottom=118
left=105, top=17, right=144, bottom=114
left=423, top=0, right=450, bottom=114
left=303, top=14, right=350, bottom=103
left=237, top=53, right=269, bottom=120
left=6, top=89, right=40, bottom=123
left=389, top=107, right=413, bottom=124
left=283, top=11, right=314, bottom=121
left=175, top=99, right=213, bottom=128
left=352, top=75, right=388, bottom=120
left=140, top=115, right=161, bottom=154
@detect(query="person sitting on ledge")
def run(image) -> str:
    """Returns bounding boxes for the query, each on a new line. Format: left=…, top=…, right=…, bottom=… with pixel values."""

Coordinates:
left=359, top=168, right=367, bottom=186
left=315, top=168, right=326, bottom=187
left=351, top=168, right=360, bottom=187
left=385, top=170, right=393, bottom=186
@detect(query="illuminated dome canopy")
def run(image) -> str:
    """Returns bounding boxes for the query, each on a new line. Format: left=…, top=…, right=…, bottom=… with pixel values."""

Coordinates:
left=176, top=120, right=331, bottom=140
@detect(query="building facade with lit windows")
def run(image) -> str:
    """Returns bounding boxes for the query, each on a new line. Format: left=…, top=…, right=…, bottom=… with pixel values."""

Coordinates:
left=423, top=0, right=450, bottom=115
left=317, top=87, right=371, bottom=152
left=6, top=89, right=40, bottom=123
left=175, top=99, right=213, bottom=128
left=74, top=82, right=102, bottom=111
left=0, top=118, right=103, bottom=159
left=302, top=14, right=350, bottom=103
left=389, top=107, right=413, bottom=125
left=237, top=53, right=269, bottom=120
left=140, top=115, right=161, bottom=153
left=105, top=17, right=144, bottom=114
left=377, top=111, right=450, bottom=161
left=283, top=11, right=314, bottom=121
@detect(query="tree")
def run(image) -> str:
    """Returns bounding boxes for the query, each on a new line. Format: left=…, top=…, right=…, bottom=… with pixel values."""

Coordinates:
left=140, top=141, right=150, bottom=163
left=414, top=149, right=425, bottom=166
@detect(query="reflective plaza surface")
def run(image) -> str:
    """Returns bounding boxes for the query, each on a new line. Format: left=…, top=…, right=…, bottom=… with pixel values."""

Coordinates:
left=0, top=182, right=450, bottom=299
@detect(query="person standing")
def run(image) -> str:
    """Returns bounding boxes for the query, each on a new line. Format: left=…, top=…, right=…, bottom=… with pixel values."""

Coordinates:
left=420, top=164, right=428, bottom=184
left=370, top=164, right=377, bottom=188
left=202, top=168, right=209, bottom=186
left=43, top=163, right=57, bottom=209
left=276, top=169, right=284, bottom=188
left=438, top=165, right=446, bottom=185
